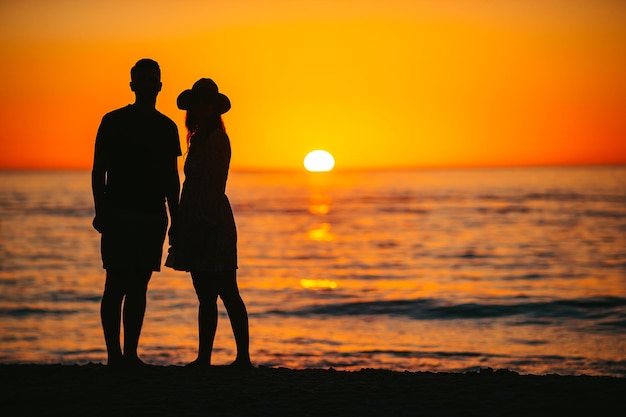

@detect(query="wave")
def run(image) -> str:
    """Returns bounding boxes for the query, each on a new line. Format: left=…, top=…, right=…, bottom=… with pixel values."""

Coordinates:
left=479, top=192, right=626, bottom=204
left=0, top=307, right=82, bottom=317
left=264, top=296, right=626, bottom=329
left=0, top=200, right=93, bottom=218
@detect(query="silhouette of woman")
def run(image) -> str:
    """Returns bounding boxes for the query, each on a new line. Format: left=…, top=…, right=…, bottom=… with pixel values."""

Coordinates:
left=166, top=78, right=251, bottom=368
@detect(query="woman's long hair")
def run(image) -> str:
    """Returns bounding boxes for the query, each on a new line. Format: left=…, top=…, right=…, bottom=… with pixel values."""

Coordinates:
left=185, top=111, right=226, bottom=150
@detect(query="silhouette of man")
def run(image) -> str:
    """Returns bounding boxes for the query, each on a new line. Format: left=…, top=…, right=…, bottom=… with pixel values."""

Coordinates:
left=92, top=58, right=181, bottom=367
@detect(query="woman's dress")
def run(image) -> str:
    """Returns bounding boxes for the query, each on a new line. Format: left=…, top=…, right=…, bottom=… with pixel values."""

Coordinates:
left=168, top=128, right=237, bottom=272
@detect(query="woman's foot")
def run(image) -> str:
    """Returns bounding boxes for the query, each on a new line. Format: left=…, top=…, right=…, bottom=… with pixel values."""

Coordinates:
left=185, top=358, right=210, bottom=369
left=228, top=358, right=253, bottom=369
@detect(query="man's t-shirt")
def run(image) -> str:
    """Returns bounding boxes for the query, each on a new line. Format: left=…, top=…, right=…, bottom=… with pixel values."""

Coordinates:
left=95, top=105, right=181, bottom=212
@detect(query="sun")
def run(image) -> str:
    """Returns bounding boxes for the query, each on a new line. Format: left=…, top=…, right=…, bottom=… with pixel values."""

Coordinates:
left=304, top=150, right=335, bottom=172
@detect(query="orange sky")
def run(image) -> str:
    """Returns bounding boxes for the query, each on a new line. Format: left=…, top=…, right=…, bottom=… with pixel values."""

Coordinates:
left=1, top=0, right=625, bottom=171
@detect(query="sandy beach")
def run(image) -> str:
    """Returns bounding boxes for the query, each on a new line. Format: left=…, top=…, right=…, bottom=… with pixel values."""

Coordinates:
left=1, top=364, right=624, bottom=416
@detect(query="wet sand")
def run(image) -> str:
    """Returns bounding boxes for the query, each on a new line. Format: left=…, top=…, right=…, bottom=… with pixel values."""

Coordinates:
left=2, top=364, right=624, bottom=416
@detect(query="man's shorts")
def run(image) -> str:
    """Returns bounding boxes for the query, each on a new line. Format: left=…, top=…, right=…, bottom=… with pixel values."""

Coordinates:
left=101, top=207, right=167, bottom=271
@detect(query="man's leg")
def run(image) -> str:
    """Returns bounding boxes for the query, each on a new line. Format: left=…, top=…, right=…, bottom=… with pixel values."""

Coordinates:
left=123, top=270, right=152, bottom=366
left=100, top=270, right=125, bottom=366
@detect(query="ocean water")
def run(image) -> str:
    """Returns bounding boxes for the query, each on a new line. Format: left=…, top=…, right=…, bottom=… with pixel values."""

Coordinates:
left=1, top=167, right=625, bottom=376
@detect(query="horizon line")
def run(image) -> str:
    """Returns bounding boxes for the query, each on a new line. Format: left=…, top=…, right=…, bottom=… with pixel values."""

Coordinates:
left=1, top=161, right=625, bottom=174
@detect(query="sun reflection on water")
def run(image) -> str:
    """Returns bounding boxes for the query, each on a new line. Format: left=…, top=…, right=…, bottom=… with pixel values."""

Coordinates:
left=300, top=279, right=338, bottom=289
left=308, top=223, right=333, bottom=241
left=308, top=203, right=330, bottom=215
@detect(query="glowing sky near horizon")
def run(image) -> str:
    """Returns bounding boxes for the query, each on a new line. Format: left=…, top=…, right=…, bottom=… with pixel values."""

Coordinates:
left=1, top=0, right=625, bottom=170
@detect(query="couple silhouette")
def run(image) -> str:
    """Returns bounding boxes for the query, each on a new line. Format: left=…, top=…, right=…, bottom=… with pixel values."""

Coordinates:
left=92, top=58, right=251, bottom=369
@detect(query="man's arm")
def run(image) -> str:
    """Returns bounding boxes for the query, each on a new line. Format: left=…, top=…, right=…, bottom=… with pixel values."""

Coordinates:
left=91, top=119, right=108, bottom=233
left=165, top=156, right=180, bottom=244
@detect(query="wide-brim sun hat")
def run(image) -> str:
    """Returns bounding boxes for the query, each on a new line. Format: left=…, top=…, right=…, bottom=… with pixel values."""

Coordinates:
left=177, top=78, right=231, bottom=114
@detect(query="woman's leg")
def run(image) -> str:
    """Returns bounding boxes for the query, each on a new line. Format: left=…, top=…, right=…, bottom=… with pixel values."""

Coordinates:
left=217, top=270, right=251, bottom=367
left=190, top=271, right=219, bottom=366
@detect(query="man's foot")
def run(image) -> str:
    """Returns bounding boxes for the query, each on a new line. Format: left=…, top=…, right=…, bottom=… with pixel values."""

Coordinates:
left=124, top=356, right=148, bottom=369
left=106, top=354, right=124, bottom=369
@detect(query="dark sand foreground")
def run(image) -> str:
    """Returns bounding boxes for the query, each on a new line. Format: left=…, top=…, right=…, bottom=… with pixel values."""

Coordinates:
left=2, top=364, right=624, bottom=416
